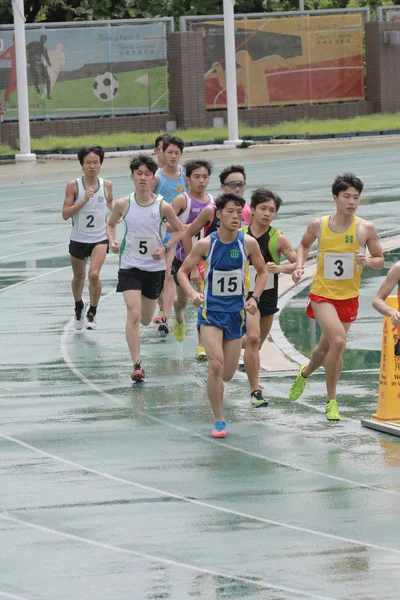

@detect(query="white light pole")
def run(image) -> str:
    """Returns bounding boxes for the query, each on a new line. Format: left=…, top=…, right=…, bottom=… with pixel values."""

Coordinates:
left=223, top=0, right=241, bottom=145
left=12, top=0, right=36, bottom=162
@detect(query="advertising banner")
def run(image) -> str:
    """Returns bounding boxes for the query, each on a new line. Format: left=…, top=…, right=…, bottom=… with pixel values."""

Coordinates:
left=191, top=14, right=364, bottom=108
left=0, top=23, right=169, bottom=119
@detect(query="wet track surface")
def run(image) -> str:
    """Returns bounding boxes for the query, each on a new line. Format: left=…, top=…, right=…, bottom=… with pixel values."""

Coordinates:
left=1, top=140, right=400, bottom=599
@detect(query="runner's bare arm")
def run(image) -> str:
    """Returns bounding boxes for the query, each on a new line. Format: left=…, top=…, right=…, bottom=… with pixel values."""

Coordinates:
left=372, top=262, right=400, bottom=325
left=181, top=205, right=214, bottom=257
left=178, top=239, right=210, bottom=306
left=268, top=234, right=297, bottom=274
left=292, top=218, right=320, bottom=282
left=245, top=235, right=268, bottom=298
left=161, top=202, right=184, bottom=248
left=106, top=196, right=128, bottom=253
left=171, top=193, right=187, bottom=216
left=62, top=179, right=90, bottom=220
left=105, top=180, right=114, bottom=211
left=356, top=221, right=384, bottom=269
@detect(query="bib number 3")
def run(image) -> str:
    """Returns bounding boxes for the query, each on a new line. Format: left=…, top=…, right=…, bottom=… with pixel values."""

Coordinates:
left=212, top=269, right=242, bottom=297
left=324, top=252, right=354, bottom=280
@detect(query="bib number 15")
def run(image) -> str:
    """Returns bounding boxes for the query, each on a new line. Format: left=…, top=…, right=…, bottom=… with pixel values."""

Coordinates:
left=212, top=269, right=242, bottom=297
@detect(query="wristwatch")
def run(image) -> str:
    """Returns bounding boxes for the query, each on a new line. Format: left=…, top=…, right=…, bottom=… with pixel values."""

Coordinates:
left=251, top=295, right=260, bottom=304
left=163, top=245, right=171, bottom=253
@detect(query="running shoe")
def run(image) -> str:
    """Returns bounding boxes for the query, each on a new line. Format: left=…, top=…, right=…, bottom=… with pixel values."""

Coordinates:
left=158, top=317, right=169, bottom=337
left=326, top=399, right=341, bottom=421
left=195, top=346, right=207, bottom=361
left=153, top=310, right=164, bottom=325
left=173, top=320, right=185, bottom=342
left=86, top=311, right=97, bottom=330
left=238, top=359, right=246, bottom=372
left=211, top=420, right=227, bottom=438
left=289, top=364, right=310, bottom=401
left=73, top=300, right=87, bottom=330
left=250, top=389, right=269, bottom=408
left=131, top=362, right=145, bottom=383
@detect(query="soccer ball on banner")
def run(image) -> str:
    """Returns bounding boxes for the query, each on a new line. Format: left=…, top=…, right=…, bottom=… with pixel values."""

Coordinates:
left=93, top=72, right=119, bottom=102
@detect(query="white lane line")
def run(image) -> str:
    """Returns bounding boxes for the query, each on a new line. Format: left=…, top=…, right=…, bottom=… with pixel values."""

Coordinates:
left=2, top=431, right=400, bottom=557
left=60, top=311, right=400, bottom=498
left=0, top=266, right=70, bottom=294
left=2, top=201, right=60, bottom=213
left=0, top=191, right=57, bottom=203
left=0, top=242, right=65, bottom=262
left=0, top=593, right=31, bottom=600
left=0, top=225, right=66, bottom=241
left=0, top=514, right=352, bottom=600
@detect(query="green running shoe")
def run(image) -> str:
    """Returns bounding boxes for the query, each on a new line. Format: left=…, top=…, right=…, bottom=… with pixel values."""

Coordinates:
left=289, top=364, right=310, bottom=401
left=173, top=320, right=185, bottom=342
left=325, top=399, right=341, bottom=421
left=250, top=389, right=269, bottom=408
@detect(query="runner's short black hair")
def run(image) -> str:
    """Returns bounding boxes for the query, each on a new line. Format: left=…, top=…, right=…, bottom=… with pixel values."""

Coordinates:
left=332, top=173, right=363, bottom=196
left=184, top=159, right=213, bottom=177
left=163, top=135, right=184, bottom=153
left=219, top=164, right=246, bottom=185
left=77, top=145, right=105, bottom=166
left=129, top=153, right=157, bottom=174
left=215, top=192, right=245, bottom=211
left=154, top=133, right=171, bottom=148
left=250, top=188, right=283, bottom=212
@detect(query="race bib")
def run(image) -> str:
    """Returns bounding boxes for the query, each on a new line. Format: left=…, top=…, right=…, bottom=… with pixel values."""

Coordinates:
left=323, top=252, right=354, bottom=280
left=212, top=269, right=242, bottom=297
left=131, top=236, right=157, bottom=258
left=192, top=230, right=203, bottom=246
left=248, top=265, right=274, bottom=292
left=78, top=212, right=105, bottom=231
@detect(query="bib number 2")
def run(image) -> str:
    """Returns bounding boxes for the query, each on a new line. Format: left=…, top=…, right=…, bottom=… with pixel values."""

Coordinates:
left=78, top=212, right=104, bottom=231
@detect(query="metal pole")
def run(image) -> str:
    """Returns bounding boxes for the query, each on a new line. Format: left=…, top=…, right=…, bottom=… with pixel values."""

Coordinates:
left=299, top=0, right=305, bottom=11
left=12, top=0, right=36, bottom=162
left=223, top=0, right=241, bottom=145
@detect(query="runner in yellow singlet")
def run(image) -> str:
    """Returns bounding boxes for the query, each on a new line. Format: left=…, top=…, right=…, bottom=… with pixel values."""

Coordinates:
left=289, top=173, right=384, bottom=421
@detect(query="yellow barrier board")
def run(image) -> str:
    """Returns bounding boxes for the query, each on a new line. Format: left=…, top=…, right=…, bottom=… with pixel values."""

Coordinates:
left=373, top=295, right=400, bottom=422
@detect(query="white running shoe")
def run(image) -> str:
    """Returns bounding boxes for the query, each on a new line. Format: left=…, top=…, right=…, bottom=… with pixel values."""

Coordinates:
left=73, top=300, right=87, bottom=330
left=86, top=311, right=97, bottom=330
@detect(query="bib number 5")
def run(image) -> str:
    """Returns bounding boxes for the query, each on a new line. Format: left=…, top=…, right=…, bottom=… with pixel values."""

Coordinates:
left=131, top=237, right=157, bottom=258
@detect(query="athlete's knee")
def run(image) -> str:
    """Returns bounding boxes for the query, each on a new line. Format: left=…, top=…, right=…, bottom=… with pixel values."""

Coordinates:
left=329, top=334, right=346, bottom=354
left=246, top=329, right=261, bottom=350
left=141, top=315, right=152, bottom=326
left=88, top=269, right=100, bottom=286
left=222, top=369, right=235, bottom=382
left=127, top=306, right=141, bottom=325
left=209, top=356, right=223, bottom=379
left=72, top=272, right=85, bottom=285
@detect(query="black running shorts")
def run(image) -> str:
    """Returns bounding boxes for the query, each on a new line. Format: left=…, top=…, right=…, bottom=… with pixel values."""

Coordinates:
left=69, top=239, right=109, bottom=260
left=116, top=267, right=165, bottom=300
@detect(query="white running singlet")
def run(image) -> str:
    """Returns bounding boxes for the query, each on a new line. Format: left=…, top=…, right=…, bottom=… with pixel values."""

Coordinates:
left=70, top=177, right=108, bottom=244
left=119, top=193, right=167, bottom=272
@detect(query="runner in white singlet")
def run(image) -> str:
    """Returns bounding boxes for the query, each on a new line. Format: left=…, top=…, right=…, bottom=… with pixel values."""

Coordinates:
left=62, top=145, right=114, bottom=331
left=106, top=154, right=184, bottom=384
